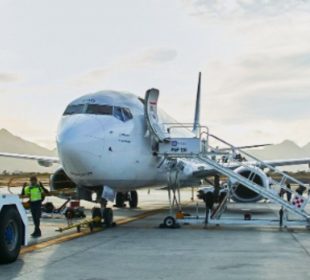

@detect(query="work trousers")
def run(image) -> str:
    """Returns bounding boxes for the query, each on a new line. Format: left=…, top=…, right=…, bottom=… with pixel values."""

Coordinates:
left=30, top=200, right=42, bottom=233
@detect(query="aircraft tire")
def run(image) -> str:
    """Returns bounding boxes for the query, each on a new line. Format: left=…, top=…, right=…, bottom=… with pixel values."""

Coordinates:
left=115, top=192, right=125, bottom=208
left=129, top=191, right=138, bottom=208
left=92, top=207, right=102, bottom=227
left=0, top=207, right=23, bottom=264
left=103, top=208, right=113, bottom=227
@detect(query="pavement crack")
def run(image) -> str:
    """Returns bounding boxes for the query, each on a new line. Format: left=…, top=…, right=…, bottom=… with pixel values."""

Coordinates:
left=290, top=232, right=310, bottom=258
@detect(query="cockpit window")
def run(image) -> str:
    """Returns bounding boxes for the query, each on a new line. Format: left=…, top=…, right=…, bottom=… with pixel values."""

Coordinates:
left=113, top=107, right=133, bottom=122
left=63, top=104, right=85, bottom=115
left=86, top=104, right=113, bottom=115
left=113, top=107, right=124, bottom=121
left=122, top=108, right=133, bottom=121
left=63, top=103, right=133, bottom=121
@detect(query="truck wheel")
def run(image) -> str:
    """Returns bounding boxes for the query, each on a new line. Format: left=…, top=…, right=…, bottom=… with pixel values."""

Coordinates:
left=129, top=191, right=138, bottom=208
left=0, top=207, right=23, bottom=264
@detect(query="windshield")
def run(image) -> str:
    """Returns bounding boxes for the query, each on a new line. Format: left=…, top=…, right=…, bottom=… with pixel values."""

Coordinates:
left=63, top=104, right=133, bottom=122
left=63, top=104, right=85, bottom=115
left=86, top=104, right=113, bottom=115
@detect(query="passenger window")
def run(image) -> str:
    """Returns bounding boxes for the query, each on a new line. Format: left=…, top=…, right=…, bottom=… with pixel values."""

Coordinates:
left=86, top=104, right=113, bottom=115
left=63, top=104, right=85, bottom=115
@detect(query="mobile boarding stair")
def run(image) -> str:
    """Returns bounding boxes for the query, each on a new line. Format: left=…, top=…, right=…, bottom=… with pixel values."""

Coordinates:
left=145, top=88, right=310, bottom=229
left=171, top=133, right=310, bottom=228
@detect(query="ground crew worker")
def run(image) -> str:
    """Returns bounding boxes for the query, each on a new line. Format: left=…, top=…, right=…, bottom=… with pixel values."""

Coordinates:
left=21, top=182, right=28, bottom=196
left=24, top=176, right=45, bottom=237
left=296, top=185, right=306, bottom=196
left=279, top=187, right=285, bottom=198
left=203, top=191, right=215, bottom=227
left=286, top=183, right=292, bottom=202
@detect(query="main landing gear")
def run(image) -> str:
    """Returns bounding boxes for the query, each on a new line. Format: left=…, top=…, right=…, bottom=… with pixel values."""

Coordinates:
left=115, top=191, right=138, bottom=208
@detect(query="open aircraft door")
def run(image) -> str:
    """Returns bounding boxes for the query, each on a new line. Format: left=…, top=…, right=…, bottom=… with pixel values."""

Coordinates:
left=144, top=89, right=170, bottom=143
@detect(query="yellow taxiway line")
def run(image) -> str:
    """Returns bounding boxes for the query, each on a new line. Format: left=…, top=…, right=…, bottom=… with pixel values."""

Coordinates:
left=20, top=207, right=166, bottom=255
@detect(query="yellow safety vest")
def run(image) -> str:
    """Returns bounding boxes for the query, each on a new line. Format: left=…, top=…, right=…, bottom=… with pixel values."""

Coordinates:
left=25, top=185, right=44, bottom=202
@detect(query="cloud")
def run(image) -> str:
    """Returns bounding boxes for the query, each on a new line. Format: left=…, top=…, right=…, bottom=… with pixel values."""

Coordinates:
left=73, top=48, right=178, bottom=86
left=226, top=51, right=310, bottom=93
left=73, top=69, right=108, bottom=87
left=136, top=49, right=177, bottom=65
left=184, top=0, right=310, bottom=19
left=0, top=72, right=22, bottom=83
left=203, top=46, right=310, bottom=126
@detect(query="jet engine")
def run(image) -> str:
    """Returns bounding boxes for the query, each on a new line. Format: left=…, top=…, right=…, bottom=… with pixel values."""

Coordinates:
left=231, top=166, right=269, bottom=203
left=50, top=167, right=101, bottom=202
left=50, top=167, right=77, bottom=191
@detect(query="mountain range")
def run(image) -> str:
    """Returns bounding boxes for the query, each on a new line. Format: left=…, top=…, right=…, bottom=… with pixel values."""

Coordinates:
left=0, top=128, right=58, bottom=173
left=249, top=140, right=310, bottom=171
left=0, top=128, right=309, bottom=173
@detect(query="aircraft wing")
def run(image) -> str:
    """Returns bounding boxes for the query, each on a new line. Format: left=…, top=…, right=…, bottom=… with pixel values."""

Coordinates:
left=191, top=157, right=310, bottom=179
left=219, top=144, right=272, bottom=151
left=252, top=158, right=310, bottom=168
left=0, top=152, right=60, bottom=167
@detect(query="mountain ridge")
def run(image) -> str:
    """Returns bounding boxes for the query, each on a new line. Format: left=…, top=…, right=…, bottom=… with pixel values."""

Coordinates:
left=0, top=128, right=309, bottom=173
left=0, top=128, right=58, bottom=173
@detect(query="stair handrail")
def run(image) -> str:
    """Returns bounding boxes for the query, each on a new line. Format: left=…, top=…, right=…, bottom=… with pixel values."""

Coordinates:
left=206, top=133, right=310, bottom=191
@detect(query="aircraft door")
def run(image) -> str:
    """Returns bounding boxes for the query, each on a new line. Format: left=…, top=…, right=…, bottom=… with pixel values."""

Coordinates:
left=144, top=88, right=170, bottom=143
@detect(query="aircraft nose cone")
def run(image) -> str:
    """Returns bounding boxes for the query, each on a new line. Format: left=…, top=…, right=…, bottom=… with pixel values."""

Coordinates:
left=57, top=115, right=103, bottom=143
left=57, top=116, right=104, bottom=177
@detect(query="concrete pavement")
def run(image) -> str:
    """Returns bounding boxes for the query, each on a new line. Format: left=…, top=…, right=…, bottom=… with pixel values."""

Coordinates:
left=1, top=190, right=310, bottom=280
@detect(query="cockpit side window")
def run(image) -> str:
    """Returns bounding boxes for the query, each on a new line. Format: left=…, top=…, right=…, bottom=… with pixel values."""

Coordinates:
left=86, top=104, right=113, bottom=115
left=63, top=104, right=85, bottom=115
left=113, top=107, right=133, bottom=122
left=113, top=107, right=124, bottom=121
left=122, top=108, right=133, bottom=121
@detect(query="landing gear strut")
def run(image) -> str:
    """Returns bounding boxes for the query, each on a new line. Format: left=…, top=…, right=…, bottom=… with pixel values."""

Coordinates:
left=92, top=198, right=114, bottom=227
left=115, top=191, right=138, bottom=208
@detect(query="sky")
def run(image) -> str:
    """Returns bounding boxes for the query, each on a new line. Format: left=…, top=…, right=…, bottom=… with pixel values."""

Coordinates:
left=1, top=0, right=310, bottom=149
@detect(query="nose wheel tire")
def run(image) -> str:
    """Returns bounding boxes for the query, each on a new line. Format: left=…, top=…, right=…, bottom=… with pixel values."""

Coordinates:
left=92, top=207, right=103, bottom=227
left=0, top=207, right=23, bottom=264
left=103, top=208, right=113, bottom=227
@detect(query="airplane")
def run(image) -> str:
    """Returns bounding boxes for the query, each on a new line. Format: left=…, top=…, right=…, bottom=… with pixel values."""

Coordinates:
left=1, top=73, right=310, bottom=223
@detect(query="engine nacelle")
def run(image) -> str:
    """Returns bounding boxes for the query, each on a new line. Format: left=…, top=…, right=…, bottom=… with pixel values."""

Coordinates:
left=231, top=166, right=269, bottom=203
left=50, top=167, right=77, bottom=191
left=50, top=167, right=101, bottom=202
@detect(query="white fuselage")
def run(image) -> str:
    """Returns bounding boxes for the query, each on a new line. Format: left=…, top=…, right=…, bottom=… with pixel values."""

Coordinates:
left=56, top=91, right=180, bottom=191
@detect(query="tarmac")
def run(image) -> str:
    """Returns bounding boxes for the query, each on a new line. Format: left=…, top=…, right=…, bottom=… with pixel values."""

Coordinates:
left=1, top=189, right=310, bottom=280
